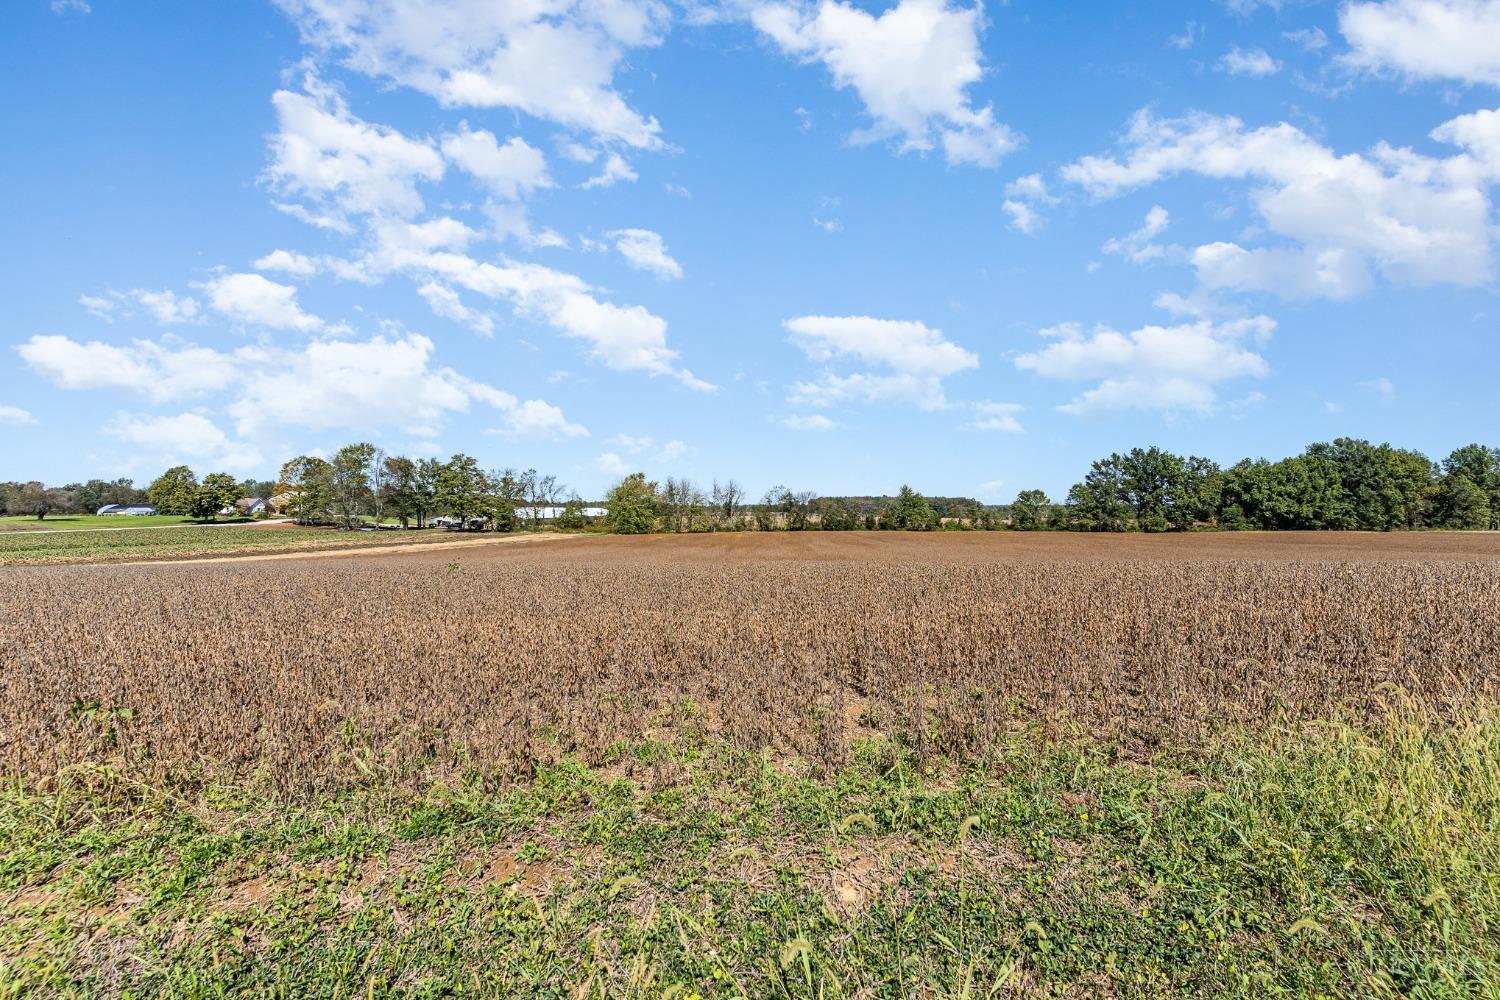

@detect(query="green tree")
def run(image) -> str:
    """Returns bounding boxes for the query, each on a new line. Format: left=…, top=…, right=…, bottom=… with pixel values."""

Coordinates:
left=414, top=459, right=440, bottom=527
left=378, top=455, right=442, bottom=529
left=710, top=479, right=745, bottom=530
left=435, top=454, right=489, bottom=526
left=149, top=466, right=199, bottom=515
left=486, top=467, right=527, bottom=532
left=888, top=485, right=937, bottom=531
left=1065, top=457, right=1130, bottom=531
left=605, top=472, right=659, bottom=534
left=379, top=455, right=419, bottom=527
left=191, top=472, right=241, bottom=520
left=756, top=485, right=788, bottom=531
left=1222, top=455, right=1348, bottom=530
left=816, top=497, right=856, bottom=530
left=277, top=456, right=333, bottom=523
left=1011, top=489, right=1051, bottom=530
left=5, top=482, right=74, bottom=520
left=783, top=489, right=817, bottom=530
left=556, top=493, right=588, bottom=530
left=1179, top=456, right=1224, bottom=528
left=1439, top=444, right=1500, bottom=528
left=1305, top=439, right=1436, bottom=530
left=328, top=442, right=377, bottom=529
left=235, top=478, right=277, bottom=500
left=1440, top=475, right=1493, bottom=530
left=68, top=478, right=141, bottom=513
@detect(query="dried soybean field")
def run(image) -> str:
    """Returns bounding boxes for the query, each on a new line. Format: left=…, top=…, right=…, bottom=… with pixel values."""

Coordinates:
left=6, top=531, right=1499, bottom=793
left=5, top=532, right=1500, bottom=998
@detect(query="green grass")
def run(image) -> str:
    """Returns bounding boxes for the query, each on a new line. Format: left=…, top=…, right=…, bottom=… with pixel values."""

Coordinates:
left=0, top=514, right=206, bottom=532
left=2, top=700, right=1495, bottom=998
left=0, top=524, right=446, bottom=565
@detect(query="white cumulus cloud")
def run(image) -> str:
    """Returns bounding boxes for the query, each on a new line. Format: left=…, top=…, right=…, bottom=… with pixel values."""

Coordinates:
left=104, top=412, right=263, bottom=473
left=593, top=451, right=632, bottom=476
left=18, top=334, right=239, bottom=402
left=276, top=0, right=668, bottom=148
left=266, top=76, right=445, bottom=223
left=401, top=252, right=713, bottom=390
left=19, top=331, right=584, bottom=446
left=253, top=249, right=322, bottom=276
left=752, top=0, right=1019, bottom=167
left=417, top=282, right=495, bottom=336
left=965, top=400, right=1024, bottom=433
left=1340, top=0, right=1500, bottom=86
left=1062, top=107, right=1500, bottom=299
left=607, top=228, right=683, bottom=280
left=441, top=127, right=552, bottom=200
left=1015, top=314, right=1273, bottom=415
left=1218, top=46, right=1281, bottom=76
left=580, top=152, right=638, bottom=189
left=0, top=405, right=36, bottom=425
left=1102, top=205, right=1171, bottom=263
left=198, top=272, right=324, bottom=331
left=781, top=413, right=836, bottom=430
left=785, top=315, right=978, bottom=376
left=785, top=314, right=978, bottom=412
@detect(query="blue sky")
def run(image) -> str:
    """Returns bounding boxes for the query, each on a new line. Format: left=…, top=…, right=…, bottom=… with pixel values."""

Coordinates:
left=3, top=0, right=1498, bottom=501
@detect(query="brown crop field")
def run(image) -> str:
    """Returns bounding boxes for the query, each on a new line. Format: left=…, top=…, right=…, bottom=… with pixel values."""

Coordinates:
left=6, top=531, right=1499, bottom=793
left=5, top=532, right=1500, bottom=997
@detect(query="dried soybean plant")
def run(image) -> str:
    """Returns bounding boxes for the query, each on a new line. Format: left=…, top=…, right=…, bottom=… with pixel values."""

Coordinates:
left=2, top=539, right=1499, bottom=799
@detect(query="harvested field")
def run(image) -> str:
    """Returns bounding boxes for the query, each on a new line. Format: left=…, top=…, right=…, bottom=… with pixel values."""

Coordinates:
left=6, top=532, right=1499, bottom=794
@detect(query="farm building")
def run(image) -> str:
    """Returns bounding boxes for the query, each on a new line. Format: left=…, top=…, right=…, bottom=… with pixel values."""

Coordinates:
left=97, top=504, right=158, bottom=516
left=515, top=506, right=608, bottom=521
left=236, top=498, right=269, bottom=515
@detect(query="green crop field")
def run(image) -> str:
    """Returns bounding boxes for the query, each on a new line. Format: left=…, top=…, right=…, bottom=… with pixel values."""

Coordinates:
left=0, top=523, right=449, bottom=565
left=0, top=514, right=205, bottom=532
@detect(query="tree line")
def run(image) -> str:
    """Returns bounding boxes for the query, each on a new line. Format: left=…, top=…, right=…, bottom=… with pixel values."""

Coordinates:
left=1041, top=439, right=1500, bottom=532
left=276, top=444, right=591, bottom=531
left=6, top=436, right=1497, bottom=532
left=605, top=438, right=1500, bottom=534
left=0, top=474, right=275, bottom=521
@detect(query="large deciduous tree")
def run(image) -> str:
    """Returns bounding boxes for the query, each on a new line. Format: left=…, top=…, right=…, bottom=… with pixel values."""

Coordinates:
left=435, top=454, right=489, bottom=526
left=605, top=472, right=658, bottom=534
left=277, top=456, right=333, bottom=523
left=6, top=482, right=74, bottom=520
left=148, top=466, right=199, bottom=515
left=328, top=443, right=377, bottom=529
left=1011, top=489, right=1051, bottom=530
left=887, top=485, right=937, bottom=531
left=191, top=472, right=241, bottom=520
